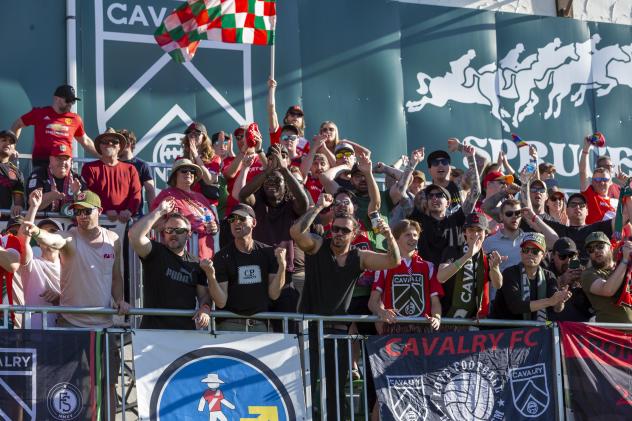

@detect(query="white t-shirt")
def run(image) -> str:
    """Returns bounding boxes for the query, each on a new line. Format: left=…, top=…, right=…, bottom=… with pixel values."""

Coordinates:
left=21, top=255, right=61, bottom=329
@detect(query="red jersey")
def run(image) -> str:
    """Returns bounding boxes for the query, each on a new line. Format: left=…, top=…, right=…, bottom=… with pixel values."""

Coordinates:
left=269, top=126, right=310, bottom=155
left=20, top=107, right=85, bottom=160
left=0, top=234, right=23, bottom=324
left=202, top=389, right=224, bottom=411
left=222, top=154, right=264, bottom=213
left=81, top=160, right=142, bottom=212
left=305, top=175, right=323, bottom=203
left=372, top=254, right=444, bottom=317
left=582, top=185, right=615, bottom=224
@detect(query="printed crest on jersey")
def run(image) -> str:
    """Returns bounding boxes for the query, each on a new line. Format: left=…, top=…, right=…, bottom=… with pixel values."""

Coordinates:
left=391, top=273, right=425, bottom=316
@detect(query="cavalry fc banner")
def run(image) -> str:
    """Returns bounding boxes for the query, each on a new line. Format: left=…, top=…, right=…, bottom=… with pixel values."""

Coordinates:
left=133, top=330, right=307, bottom=420
left=0, top=330, right=95, bottom=421
left=367, top=327, right=556, bottom=421
left=560, top=322, right=632, bottom=419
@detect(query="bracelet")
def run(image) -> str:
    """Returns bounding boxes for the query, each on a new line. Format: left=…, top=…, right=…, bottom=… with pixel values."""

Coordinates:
left=581, top=150, right=589, bottom=155
left=32, top=228, right=41, bottom=240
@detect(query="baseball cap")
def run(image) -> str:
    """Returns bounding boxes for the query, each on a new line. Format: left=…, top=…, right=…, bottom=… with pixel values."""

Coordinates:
left=0, top=130, right=17, bottom=144
left=233, top=126, right=246, bottom=137
left=54, top=84, right=81, bottom=101
left=567, top=193, right=586, bottom=205
left=584, top=231, right=610, bottom=247
left=464, top=212, right=489, bottom=231
left=531, top=179, right=546, bottom=189
left=280, top=124, right=299, bottom=135
left=71, top=190, right=101, bottom=209
left=4, top=215, right=24, bottom=231
left=483, top=171, right=514, bottom=189
left=230, top=203, right=255, bottom=219
left=50, top=142, right=72, bottom=157
left=426, top=150, right=451, bottom=167
left=37, top=218, right=64, bottom=232
left=334, top=143, right=354, bottom=154
left=412, top=170, right=426, bottom=182
left=520, top=232, right=546, bottom=252
left=286, top=105, right=304, bottom=116
left=185, top=122, right=207, bottom=136
left=424, top=184, right=451, bottom=201
left=553, top=237, right=578, bottom=255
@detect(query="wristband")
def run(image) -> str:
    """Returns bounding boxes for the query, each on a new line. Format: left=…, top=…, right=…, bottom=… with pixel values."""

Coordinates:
left=582, top=150, right=589, bottom=155
left=32, top=228, right=41, bottom=240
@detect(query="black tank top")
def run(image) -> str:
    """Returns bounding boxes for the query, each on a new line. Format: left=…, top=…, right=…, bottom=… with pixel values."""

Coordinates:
left=301, top=238, right=363, bottom=315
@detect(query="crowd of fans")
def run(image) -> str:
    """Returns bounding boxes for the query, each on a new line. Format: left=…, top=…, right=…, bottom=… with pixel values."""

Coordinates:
left=1, top=83, right=632, bottom=418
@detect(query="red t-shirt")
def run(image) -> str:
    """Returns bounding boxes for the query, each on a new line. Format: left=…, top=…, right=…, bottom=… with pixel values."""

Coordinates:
left=222, top=155, right=264, bottom=213
left=81, top=160, right=141, bottom=212
left=202, top=389, right=224, bottom=411
left=305, top=175, right=323, bottom=203
left=372, top=254, right=444, bottom=317
left=20, top=107, right=85, bottom=160
left=582, top=185, right=615, bottom=224
left=269, top=126, right=310, bottom=155
left=0, top=234, right=23, bottom=323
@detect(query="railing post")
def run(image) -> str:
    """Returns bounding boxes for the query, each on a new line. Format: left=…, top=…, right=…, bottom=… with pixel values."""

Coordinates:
left=301, top=319, right=312, bottom=413
left=553, top=323, right=565, bottom=421
left=318, top=319, right=327, bottom=420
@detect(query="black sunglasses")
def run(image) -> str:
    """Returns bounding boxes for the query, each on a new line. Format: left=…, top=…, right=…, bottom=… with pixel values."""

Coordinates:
left=179, top=168, right=196, bottom=175
left=429, top=158, right=450, bottom=167
left=331, top=225, right=352, bottom=234
left=73, top=208, right=94, bottom=216
left=557, top=253, right=577, bottom=260
left=504, top=210, right=522, bottom=218
left=163, top=227, right=189, bottom=235
left=521, top=247, right=541, bottom=255
left=228, top=215, right=247, bottom=223
left=427, top=192, right=446, bottom=200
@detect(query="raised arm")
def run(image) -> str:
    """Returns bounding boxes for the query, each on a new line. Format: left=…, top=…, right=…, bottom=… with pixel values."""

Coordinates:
left=289, top=194, right=328, bottom=255
left=460, top=144, right=480, bottom=215
left=276, top=153, right=309, bottom=215
left=579, top=136, right=592, bottom=192
left=17, top=189, right=44, bottom=265
left=343, top=139, right=372, bottom=158
left=356, top=152, right=381, bottom=215
left=268, top=248, right=287, bottom=300
left=588, top=241, right=632, bottom=297
left=76, top=133, right=98, bottom=157
left=300, top=135, right=326, bottom=178
left=318, top=164, right=347, bottom=194
left=235, top=154, right=259, bottom=204
left=390, top=148, right=424, bottom=205
left=448, top=137, right=489, bottom=176
left=358, top=220, right=400, bottom=270
left=10, top=118, right=25, bottom=140
left=128, top=196, right=176, bottom=258
left=267, top=77, right=280, bottom=133
left=200, top=258, right=227, bottom=309
left=188, top=141, right=218, bottom=185
left=22, top=221, right=71, bottom=252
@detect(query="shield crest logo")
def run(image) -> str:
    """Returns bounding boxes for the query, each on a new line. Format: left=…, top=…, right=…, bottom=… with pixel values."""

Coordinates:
left=391, top=274, right=425, bottom=316
left=387, top=375, right=427, bottom=421
left=0, top=348, right=37, bottom=420
left=509, top=363, right=550, bottom=417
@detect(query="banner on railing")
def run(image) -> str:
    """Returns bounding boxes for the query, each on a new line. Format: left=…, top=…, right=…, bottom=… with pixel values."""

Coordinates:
left=367, top=327, right=555, bottom=420
left=560, top=322, right=632, bottom=419
left=0, top=330, right=96, bottom=421
left=133, top=330, right=307, bottom=420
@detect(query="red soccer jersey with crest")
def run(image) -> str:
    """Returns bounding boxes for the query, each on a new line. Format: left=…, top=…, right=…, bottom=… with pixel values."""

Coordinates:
left=20, top=107, right=85, bottom=160
left=372, top=253, right=444, bottom=317
left=582, top=185, right=615, bottom=224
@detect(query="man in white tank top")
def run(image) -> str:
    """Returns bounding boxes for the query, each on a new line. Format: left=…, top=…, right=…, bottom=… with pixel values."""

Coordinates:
left=23, top=190, right=131, bottom=327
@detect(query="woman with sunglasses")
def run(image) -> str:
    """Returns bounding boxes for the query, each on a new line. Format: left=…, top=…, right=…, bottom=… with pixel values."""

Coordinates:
left=180, top=122, right=221, bottom=205
left=151, top=159, right=218, bottom=259
left=267, top=78, right=310, bottom=155
left=544, top=187, right=568, bottom=225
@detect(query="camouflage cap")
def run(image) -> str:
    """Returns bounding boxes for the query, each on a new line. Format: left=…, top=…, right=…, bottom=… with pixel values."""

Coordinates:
left=520, top=232, right=546, bottom=251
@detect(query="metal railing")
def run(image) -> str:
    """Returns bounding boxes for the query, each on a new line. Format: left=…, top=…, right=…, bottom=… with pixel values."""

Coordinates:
left=2, top=304, right=627, bottom=421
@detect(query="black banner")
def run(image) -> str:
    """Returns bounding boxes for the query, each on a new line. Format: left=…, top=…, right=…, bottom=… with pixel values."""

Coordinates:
left=560, top=322, right=632, bottom=420
left=367, top=327, right=555, bottom=420
left=0, top=330, right=95, bottom=421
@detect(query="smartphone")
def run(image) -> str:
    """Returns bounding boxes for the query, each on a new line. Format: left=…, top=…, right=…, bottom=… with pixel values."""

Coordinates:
left=569, top=258, right=580, bottom=270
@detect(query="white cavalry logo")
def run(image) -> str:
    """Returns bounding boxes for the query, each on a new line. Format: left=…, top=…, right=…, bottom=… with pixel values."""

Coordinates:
left=406, top=34, right=632, bottom=132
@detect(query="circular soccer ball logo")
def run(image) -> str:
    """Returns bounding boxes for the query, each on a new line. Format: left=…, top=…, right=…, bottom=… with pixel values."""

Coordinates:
left=443, top=372, right=495, bottom=421
left=47, top=383, right=83, bottom=420
left=152, top=133, right=184, bottom=183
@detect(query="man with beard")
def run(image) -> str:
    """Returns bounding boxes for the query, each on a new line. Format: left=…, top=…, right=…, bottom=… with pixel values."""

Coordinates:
left=81, top=128, right=141, bottom=223
left=0, top=130, right=24, bottom=216
left=238, top=144, right=309, bottom=324
left=11, top=84, right=96, bottom=168
left=26, top=141, right=84, bottom=212
left=580, top=232, right=632, bottom=323
left=206, top=203, right=287, bottom=332
left=437, top=212, right=505, bottom=319
left=128, top=196, right=212, bottom=330
left=544, top=237, right=593, bottom=322
left=491, top=232, right=571, bottom=321
left=580, top=136, right=616, bottom=223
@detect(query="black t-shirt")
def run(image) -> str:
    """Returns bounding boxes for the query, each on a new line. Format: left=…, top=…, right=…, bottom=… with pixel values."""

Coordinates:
left=140, top=241, right=207, bottom=330
left=490, top=264, right=558, bottom=321
left=252, top=190, right=299, bottom=272
left=213, top=240, right=278, bottom=315
left=301, top=238, right=364, bottom=315
left=26, top=166, right=85, bottom=212
left=410, top=208, right=465, bottom=266
left=541, top=257, right=594, bottom=322
left=519, top=212, right=554, bottom=233
left=0, top=162, right=25, bottom=208
left=545, top=219, right=613, bottom=263
left=445, top=180, right=462, bottom=213
left=123, top=157, right=152, bottom=214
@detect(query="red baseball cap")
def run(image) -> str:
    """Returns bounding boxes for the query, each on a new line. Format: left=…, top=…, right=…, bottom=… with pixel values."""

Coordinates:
left=483, top=171, right=514, bottom=189
left=50, top=142, right=72, bottom=157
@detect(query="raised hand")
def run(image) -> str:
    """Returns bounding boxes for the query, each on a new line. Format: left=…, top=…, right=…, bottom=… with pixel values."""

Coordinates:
left=467, top=230, right=484, bottom=256
left=488, top=251, right=507, bottom=269
left=317, top=192, right=334, bottom=208
left=268, top=77, right=277, bottom=89
left=356, top=152, right=372, bottom=174
left=373, top=162, right=385, bottom=174
left=200, top=258, right=215, bottom=276
left=528, top=144, right=538, bottom=161
left=274, top=247, right=287, bottom=267
left=189, top=141, right=199, bottom=159
left=158, top=196, right=176, bottom=215
left=410, top=147, right=425, bottom=167
left=70, top=178, right=82, bottom=195
left=447, top=137, right=461, bottom=153
left=28, top=188, right=43, bottom=209
left=311, top=134, right=327, bottom=151
left=243, top=153, right=257, bottom=168
left=21, top=221, right=40, bottom=237
left=462, top=144, right=475, bottom=156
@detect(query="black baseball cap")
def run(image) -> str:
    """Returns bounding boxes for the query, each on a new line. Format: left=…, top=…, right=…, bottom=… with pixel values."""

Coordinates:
left=230, top=203, right=255, bottom=219
left=54, top=84, right=81, bottom=101
left=424, top=184, right=451, bottom=201
left=427, top=150, right=451, bottom=167
left=0, top=130, right=17, bottom=144
left=553, top=237, right=578, bottom=255
left=567, top=193, right=586, bottom=205
left=464, top=212, right=489, bottom=231
left=185, top=122, right=207, bottom=136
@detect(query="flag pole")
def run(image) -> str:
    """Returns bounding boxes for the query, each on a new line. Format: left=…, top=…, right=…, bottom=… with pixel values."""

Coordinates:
left=270, top=43, right=276, bottom=80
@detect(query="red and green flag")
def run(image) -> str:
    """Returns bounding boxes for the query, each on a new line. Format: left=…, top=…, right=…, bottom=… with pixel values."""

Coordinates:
left=155, top=0, right=276, bottom=63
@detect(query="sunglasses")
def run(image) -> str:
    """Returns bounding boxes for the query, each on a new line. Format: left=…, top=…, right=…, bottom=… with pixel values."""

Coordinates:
left=427, top=192, right=446, bottom=200
left=163, top=227, right=189, bottom=235
left=321, top=127, right=335, bottom=132
left=521, top=247, right=542, bottom=255
left=288, top=111, right=303, bottom=117
left=281, top=134, right=298, bottom=142
left=331, top=225, right=352, bottom=234
left=73, top=208, right=94, bottom=216
left=530, top=187, right=546, bottom=194
left=335, top=151, right=354, bottom=159
left=549, top=196, right=563, bottom=202
left=586, top=243, right=607, bottom=253
left=179, top=168, right=196, bottom=175
left=334, top=199, right=352, bottom=206
left=429, top=158, right=450, bottom=167
left=592, top=177, right=610, bottom=183
left=228, top=215, right=247, bottom=223
left=504, top=210, right=522, bottom=218
left=557, top=253, right=577, bottom=260
left=186, top=130, right=202, bottom=137
left=235, top=134, right=244, bottom=139
left=102, top=139, right=120, bottom=146
left=567, top=202, right=586, bottom=209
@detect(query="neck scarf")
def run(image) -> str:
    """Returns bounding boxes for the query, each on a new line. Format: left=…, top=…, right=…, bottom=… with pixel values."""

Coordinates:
left=448, top=251, right=489, bottom=319
left=48, top=168, right=73, bottom=212
left=519, top=263, right=547, bottom=321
